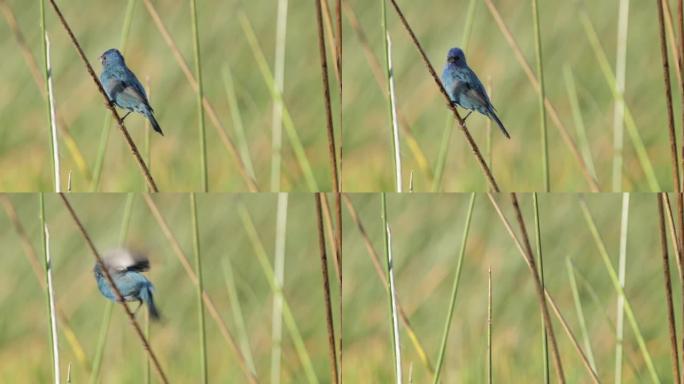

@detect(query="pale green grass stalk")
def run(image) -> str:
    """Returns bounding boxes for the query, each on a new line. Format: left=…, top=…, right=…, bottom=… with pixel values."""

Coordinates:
left=566, top=259, right=598, bottom=373
left=239, top=12, right=318, bottom=191
left=615, top=193, right=630, bottom=383
left=190, top=193, right=208, bottom=383
left=271, top=193, right=288, bottom=384
left=144, top=77, right=152, bottom=192
left=385, top=33, right=403, bottom=192
left=89, top=194, right=135, bottom=384
left=532, top=0, right=551, bottom=192
left=431, top=1, right=478, bottom=191
left=45, top=33, right=61, bottom=192
left=41, top=194, right=60, bottom=384
left=579, top=198, right=660, bottom=383
left=380, top=1, right=402, bottom=191
left=580, top=13, right=659, bottom=191
left=237, top=204, right=318, bottom=384
left=39, top=1, right=57, bottom=191
left=487, top=268, right=492, bottom=384
left=433, top=193, right=476, bottom=384
left=222, top=65, right=256, bottom=180
left=533, top=193, right=549, bottom=384
left=531, top=0, right=548, bottom=191
left=222, top=259, right=257, bottom=375
left=271, top=0, right=288, bottom=191
left=91, top=0, right=137, bottom=191
left=562, top=66, right=597, bottom=180
left=190, top=0, right=208, bottom=191
left=381, top=193, right=402, bottom=384
left=612, top=0, right=630, bottom=191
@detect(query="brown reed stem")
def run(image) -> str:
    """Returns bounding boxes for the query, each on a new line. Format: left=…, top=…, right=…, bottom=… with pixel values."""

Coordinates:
left=59, top=194, right=167, bottom=383
left=315, top=0, right=341, bottom=193
left=315, top=194, right=340, bottom=384
left=483, top=0, right=599, bottom=191
left=658, top=193, right=682, bottom=384
left=387, top=0, right=499, bottom=191
left=509, top=193, right=565, bottom=383
left=46, top=0, right=158, bottom=192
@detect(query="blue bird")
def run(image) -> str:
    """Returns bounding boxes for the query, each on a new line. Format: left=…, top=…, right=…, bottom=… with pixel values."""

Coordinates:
left=93, top=249, right=160, bottom=320
left=99, top=48, right=163, bottom=135
left=441, top=47, right=510, bottom=138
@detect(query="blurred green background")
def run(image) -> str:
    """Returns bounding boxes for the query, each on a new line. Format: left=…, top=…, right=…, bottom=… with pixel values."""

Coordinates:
left=344, top=193, right=678, bottom=382
left=0, top=193, right=340, bottom=382
left=0, top=0, right=336, bottom=192
left=342, top=0, right=678, bottom=192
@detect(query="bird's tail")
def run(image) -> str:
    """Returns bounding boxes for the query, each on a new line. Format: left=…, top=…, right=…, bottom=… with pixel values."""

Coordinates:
left=141, top=286, right=161, bottom=320
left=144, top=109, right=164, bottom=136
left=487, top=109, right=510, bottom=139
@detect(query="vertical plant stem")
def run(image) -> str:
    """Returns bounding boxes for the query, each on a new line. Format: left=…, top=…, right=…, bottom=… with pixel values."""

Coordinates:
left=659, top=194, right=682, bottom=384
left=39, top=0, right=57, bottom=191
left=45, top=33, right=61, bottom=192
left=579, top=198, right=661, bottom=383
left=89, top=194, right=135, bottom=384
left=144, top=77, right=152, bottom=191
left=612, top=0, right=629, bottom=191
left=380, top=1, right=402, bottom=192
left=190, top=193, right=208, bottom=383
left=271, top=193, right=289, bottom=383
left=190, top=0, right=207, bottom=191
left=533, top=193, right=549, bottom=384
left=433, top=193, right=476, bottom=384
left=91, top=0, right=137, bottom=191
left=531, top=0, right=548, bottom=191
left=271, top=0, right=288, bottom=191
left=487, top=267, right=492, bottom=384
left=566, top=259, right=598, bottom=373
left=614, top=193, right=630, bottom=383
left=461, top=0, right=478, bottom=52
left=381, top=194, right=402, bottom=384
left=222, top=65, right=256, bottom=179
left=563, top=66, right=597, bottom=179
left=315, top=194, right=339, bottom=384
left=41, top=195, right=60, bottom=384
left=222, top=259, right=257, bottom=375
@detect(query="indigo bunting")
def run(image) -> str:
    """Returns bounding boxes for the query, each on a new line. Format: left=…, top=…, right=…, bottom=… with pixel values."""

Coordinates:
left=93, top=248, right=160, bottom=320
left=441, top=47, right=510, bottom=138
left=99, top=49, right=163, bottom=135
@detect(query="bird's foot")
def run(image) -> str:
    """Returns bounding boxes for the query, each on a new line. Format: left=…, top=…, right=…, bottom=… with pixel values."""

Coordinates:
left=120, top=112, right=132, bottom=122
left=133, top=301, right=143, bottom=315
left=462, top=111, right=473, bottom=122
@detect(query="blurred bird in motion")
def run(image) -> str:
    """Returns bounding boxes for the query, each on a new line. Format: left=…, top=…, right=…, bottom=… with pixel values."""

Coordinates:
left=99, top=48, right=163, bottom=135
left=93, top=248, right=160, bottom=320
left=441, top=47, right=509, bottom=138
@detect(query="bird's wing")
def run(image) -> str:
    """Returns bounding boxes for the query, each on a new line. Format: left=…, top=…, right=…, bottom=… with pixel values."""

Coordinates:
left=123, top=67, right=151, bottom=106
left=105, top=77, right=149, bottom=109
left=465, top=68, right=493, bottom=108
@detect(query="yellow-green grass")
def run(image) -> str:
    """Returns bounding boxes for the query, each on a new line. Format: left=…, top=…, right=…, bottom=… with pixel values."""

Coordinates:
left=342, top=0, right=676, bottom=191
left=0, top=0, right=332, bottom=191
left=343, top=193, right=679, bottom=382
left=0, top=193, right=339, bottom=382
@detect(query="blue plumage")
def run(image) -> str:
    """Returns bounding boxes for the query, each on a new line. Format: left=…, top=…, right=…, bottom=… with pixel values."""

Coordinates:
left=94, top=249, right=160, bottom=320
left=441, top=47, right=509, bottom=138
left=99, top=49, right=163, bottom=135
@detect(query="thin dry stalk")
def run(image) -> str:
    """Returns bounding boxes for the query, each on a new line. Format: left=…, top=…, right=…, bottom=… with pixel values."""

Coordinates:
left=315, top=0, right=341, bottom=193
left=46, top=0, right=158, bottom=191
left=342, top=194, right=435, bottom=374
left=387, top=0, right=500, bottom=191
left=487, top=194, right=599, bottom=383
left=483, top=0, right=599, bottom=191
left=487, top=267, right=492, bottom=384
left=59, top=195, right=168, bottom=383
left=664, top=194, right=684, bottom=278
left=315, top=194, right=340, bottom=384
left=141, top=0, right=258, bottom=191
left=659, top=193, right=682, bottom=384
left=142, top=195, right=258, bottom=384
left=509, top=194, right=565, bottom=383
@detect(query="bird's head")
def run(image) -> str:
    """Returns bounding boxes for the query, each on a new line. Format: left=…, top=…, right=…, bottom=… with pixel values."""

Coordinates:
left=446, top=47, right=466, bottom=66
left=100, top=48, right=125, bottom=67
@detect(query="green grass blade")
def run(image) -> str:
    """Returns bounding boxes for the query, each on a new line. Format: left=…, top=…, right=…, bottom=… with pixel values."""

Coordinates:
left=533, top=193, right=549, bottom=383
left=222, top=258, right=257, bottom=375
left=562, top=66, right=597, bottom=180
left=222, top=65, right=256, bottom=180
left=566, top=259, right=598, bottom=373
left=190, top=193, right=208, bottom=383
left=190, top=0, right=208, bottom=191
left=614, top=193, right=630, bottom=383
left=531, top=0, right=549, bottom=191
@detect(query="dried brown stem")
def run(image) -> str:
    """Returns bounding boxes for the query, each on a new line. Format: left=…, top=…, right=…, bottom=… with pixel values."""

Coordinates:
left=387, top=0, right=500, bottom=191
left=59, top=194, right=167, bottom=383
left=315, top=194, right=340, bottom=384
left=658, top=193, right=681, bottom=384
left=47, top=0, right=158, bottom=191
